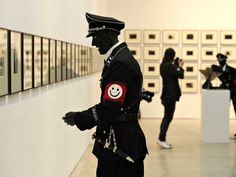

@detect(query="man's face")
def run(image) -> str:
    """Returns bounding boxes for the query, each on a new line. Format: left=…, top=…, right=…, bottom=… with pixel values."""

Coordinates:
left=218, top=58, right=226, bottom=66
left=91, top=31, right=111, bottom=55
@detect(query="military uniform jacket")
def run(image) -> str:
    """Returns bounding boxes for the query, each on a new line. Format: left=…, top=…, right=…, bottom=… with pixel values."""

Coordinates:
left=75, top=42, right=148, bottom=162
left=160, top=61, right=184, bottom=101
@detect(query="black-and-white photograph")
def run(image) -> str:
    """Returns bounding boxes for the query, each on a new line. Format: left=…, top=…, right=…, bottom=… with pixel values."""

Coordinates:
left=33, top=36, right=42, bottom=87
left=50, top=39, right=56, bottom=83
left=56, top=40, right=62, bottom=82
left=42, top=38, right=49, bottom=85
left=62, top=42, right=67, bottom=80
left=66, top=43, right=71, bottom=79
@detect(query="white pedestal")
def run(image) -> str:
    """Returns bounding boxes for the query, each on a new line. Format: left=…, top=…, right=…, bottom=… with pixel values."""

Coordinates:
left=201, top=90, right=230, bottom=143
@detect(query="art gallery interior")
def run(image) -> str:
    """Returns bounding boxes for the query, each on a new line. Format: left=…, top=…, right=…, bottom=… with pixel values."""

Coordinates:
left=0, top=0, right=236, bottom=177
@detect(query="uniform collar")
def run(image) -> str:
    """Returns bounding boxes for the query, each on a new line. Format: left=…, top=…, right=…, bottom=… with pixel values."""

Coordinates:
left=104, top=41, right=122, bottom=64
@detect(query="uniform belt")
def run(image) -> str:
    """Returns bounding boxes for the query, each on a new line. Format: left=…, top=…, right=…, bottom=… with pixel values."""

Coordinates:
left=112, top=113, right=138, bottom=122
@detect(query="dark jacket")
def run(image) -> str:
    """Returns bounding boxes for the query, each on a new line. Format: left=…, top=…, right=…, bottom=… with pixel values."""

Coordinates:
left=160, top=61, right=184, bottom=101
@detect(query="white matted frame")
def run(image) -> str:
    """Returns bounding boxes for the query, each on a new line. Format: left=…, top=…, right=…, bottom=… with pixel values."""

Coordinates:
left=143, top=46, right=160, bottom=60
left=201, top=46, right=218, bottom=61
left=181, top=79, right=198, bottom=93
left=220, top=30, right=236, bottom=44
left=163, top=30, right=179, bottom=44
left=183, top=63, right=198, bottom=77
left=182, top=46, right=198, bottom=61
left=143, top=30, right=161, bottom=44
left=56, top=40, right=62, bottom=82
left=220, top=46, right=236, bottom=61
left=129, top=46, right=142, bottom=60
left=124, top=29, right=142, bottom=44
left=162, top=46, right=179, bottom=58
left=201, top=30, right=218, bottom=45
left=42, top=38, right=49, bottom=85
left=182, top=30, right=199, bottom=44
left=143, top=62, right=159, bottom=76
left=143, top=78, right=159, bottom=93
left=49, top=39, right=56, bottom=83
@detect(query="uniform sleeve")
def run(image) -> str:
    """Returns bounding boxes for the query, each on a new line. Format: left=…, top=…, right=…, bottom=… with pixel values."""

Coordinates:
left=169, top=64, right=184, bottom=79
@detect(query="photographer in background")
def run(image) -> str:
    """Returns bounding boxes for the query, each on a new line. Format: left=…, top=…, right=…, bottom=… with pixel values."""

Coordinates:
left=158, top=48, right=184, bottom=149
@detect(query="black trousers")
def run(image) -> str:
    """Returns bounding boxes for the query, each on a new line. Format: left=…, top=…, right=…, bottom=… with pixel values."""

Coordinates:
left=159, top=99, right=176, bottom=141
left=96, top=159, right=144, bottom=177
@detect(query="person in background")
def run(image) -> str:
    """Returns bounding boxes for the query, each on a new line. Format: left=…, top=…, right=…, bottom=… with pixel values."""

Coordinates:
left=158, top=48, right=184, bottom=149
left=62, top=12, right=148, bottom=177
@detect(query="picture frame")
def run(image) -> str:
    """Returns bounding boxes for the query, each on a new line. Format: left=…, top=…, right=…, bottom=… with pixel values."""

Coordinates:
left=56, top=40, right=62, bottom=82
left=181, top=79, right=198, bottom=93
left=71, top=44, right=76, bottom=78
left=182, top=30, right=199, bottom=44
left=75, top=45, right=79, bottom=77
left=49, top=39, right=56, bottom=83
left=33, top=36, right=42, bottom=87
left=201, top=46, right=218, bottom=61
left=22, top=33, right=33, bottom=90
left=220, top=30, right=236, bottom=44
left=143, top=78, right=159, bottom=93
left=143, top=62, right=159, bottom=76
left=124, top=29, right=142, bottom=44
left=201, top=30, right=218, bottom=45
left=42, top=38, right=49, bottom=85
left=162, top=46, right=180, bottom=58
left=143, top=30, right=161, bottom=44
left=10, top=31, right=22, bottom=94
left=220, top=46, right=236, bottom=61
left=66, top=43, right=72, bottom=79
left=0, top=28, right=8, bottom=96
left=129, top=46, right=142, bottom=60
left=183, top=63, right=198, bottom=77
left=181, top=46, right=198, bottom=61
left=143, top=46, right=160, bottom=60
left=61, top=42, right=67, bottom=80
left=163, top=30, right=179, bottom=44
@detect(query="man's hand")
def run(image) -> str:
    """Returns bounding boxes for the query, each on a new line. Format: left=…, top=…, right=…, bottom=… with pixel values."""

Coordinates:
left=62, top=112, right=76, bottom=126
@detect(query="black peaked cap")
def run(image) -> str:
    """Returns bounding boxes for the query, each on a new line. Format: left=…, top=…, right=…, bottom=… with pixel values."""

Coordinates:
left=216, top=53, right=228, bottom=60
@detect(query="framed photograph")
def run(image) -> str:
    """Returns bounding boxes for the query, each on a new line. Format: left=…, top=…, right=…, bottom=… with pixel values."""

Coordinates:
left=22, top=34, right=33, bottom=90
left=220, top=30, right=236, bottom=44
left=201, top=30, right=218, bottom=44
left=129, top=46, right=141, bottom=60
left=75, top=45, right=79, bottom=77
left=181, top=79, right=198, bottom=93
left=0, top=28, right=8, bottom=96
left=201, top=46, right=218, bottom=61
left=71, top=44, right=76, bottom=78
left=61, top=42, right=67, bottom=80
left=143, top=30, right=161, bottom=44
left=182, top=46, right=198, bottom=61
left=143, top=62, right=159, bottom=76
left=66, top=43, right=72, bottom=79
left=143, top=78, right=159, bottom=93
left=42, top=38, right=49, bottom=85
left=33, top=36, right=42, bottom=87
left=124, top=29, right=142, bottom=43
left=220, top=46, right=236, bottom=61
left=163, top=30, right=179, bottom=44
left=80, top=46, right=88, bottom=76
left=56, top=41, right=62, bottom=82
left=162, top=46, right=180, bottom=58
left=49, top=39, right=56, bottom=83
left=183, top=63, right=198, bottom=77
left=182, top=30, right=199, bottom=44
left=143, top=46, right=160, bottom=60
left=10, top=31, right=22, bottom=94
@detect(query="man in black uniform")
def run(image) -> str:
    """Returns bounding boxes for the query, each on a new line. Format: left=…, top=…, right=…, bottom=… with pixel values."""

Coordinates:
left=62, top=12, right=148, bottom=177
left=216, top=53, right=236, bottom=137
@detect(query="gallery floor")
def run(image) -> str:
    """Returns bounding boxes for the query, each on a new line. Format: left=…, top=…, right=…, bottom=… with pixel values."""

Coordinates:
left=70, top=119, right=236, bottom=177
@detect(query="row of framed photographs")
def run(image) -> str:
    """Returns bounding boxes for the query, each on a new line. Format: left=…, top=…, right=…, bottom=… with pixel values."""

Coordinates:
left=0, top=28, right=93, bottom=97
left=125, top=29, right=236, bottom=45
left=129, top=45, right=236, bottom=61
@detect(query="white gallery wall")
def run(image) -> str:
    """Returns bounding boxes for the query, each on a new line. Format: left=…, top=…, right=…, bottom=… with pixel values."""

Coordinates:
left=102, top=0, right=236, bottom=118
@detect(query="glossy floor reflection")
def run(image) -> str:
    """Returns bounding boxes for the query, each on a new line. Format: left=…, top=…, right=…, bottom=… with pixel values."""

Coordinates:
left=71, top=119, right=236, bottom=177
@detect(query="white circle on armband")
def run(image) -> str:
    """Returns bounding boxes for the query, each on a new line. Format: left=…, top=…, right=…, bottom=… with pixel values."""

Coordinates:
left=107, top=84, right=123, bottom=99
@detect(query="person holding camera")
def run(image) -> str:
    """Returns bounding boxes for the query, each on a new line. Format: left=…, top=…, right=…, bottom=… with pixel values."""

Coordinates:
left=158, top=48, right=184, bottom=149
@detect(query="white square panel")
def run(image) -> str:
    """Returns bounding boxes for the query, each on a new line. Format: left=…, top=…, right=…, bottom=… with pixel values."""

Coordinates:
left=181, top=79, right=198, bottom=93
left=220, top=30, right=236, bottom=44
left=143, top=78, right=159, bottom=93
left=144, top=30, right=161, bottom=44
left=182, top=46, right=198, bottom=61
left=143, top=63, right=159, bottom=76
left=183, top=63, right=198, bottom=77
left=182, top=30, right=199, bottom=44
left=124, top=29, right=142, bottom=44
left=220, top=46, right=236, bottom=61
left=163, top=30, right=179, bottom=44
left=201, top=30, right=218, bottom=44
left=201, top=47, right=218, bottom=61
left=129, top=46, right=142, bottom=60
left=143, top=46, right=160, bottom=60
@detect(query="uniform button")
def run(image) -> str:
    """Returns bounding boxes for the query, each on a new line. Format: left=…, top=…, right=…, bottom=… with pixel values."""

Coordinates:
left=103, top=131, right=106, bottom=134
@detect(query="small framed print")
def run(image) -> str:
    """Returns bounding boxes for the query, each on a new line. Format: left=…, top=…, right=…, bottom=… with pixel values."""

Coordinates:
left=49, top=39, right=56, bottom=83
left=143, top=30, right=160, bottom=44
left=181, top=79, right=198, bottom=93
left=42, top=38, right=49, bottom=85
left=182, top=30, right=199, bottom=44
left=220, top=46, right=236, bottom=61
left=220, top=30, right=236, bottom=44
left=71, top=44, right=76, bottom=78
left=201, top=30, right=218, bottom=44
left=75, top=45, right=79, bottom=77
left=201, top=47, right=218, bottom=61
left=33, top=36, right=42, bottom=87
left=143, top=78, right=159, bottom=93
left=143, top=62, right=159, bottom=76
left=129, top=46, right=141, bottom=60
left=66, top=43, right=72, bottom=79
left=162, top=46, right=180, bottom=58
left=143, top=46, right=160, bottom=60
left=182, top=46, right=198, bottom=61
left=10, top=31, right=22, bottom=94
left=56, top=41, right=62, bottom=82
left=163, top=30, right=179, bottom=44
left=183, top=63, right=198, bottom=77
left=22, top=34, right=33, bottom=90
left=61, top=42, right=67, bottom=80
left=0, top=28, right=8, bottom=96
left=124, top=29, right=142, bottom=43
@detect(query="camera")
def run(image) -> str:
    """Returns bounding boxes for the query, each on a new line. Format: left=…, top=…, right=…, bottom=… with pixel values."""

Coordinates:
left=174, top=57, right=180, bottom=67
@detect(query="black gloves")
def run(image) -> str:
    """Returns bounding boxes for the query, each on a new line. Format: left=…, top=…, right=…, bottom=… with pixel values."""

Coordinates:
left=141, top=90, right=154, bottom=103
left=62, top=112, right=76, bottom=126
